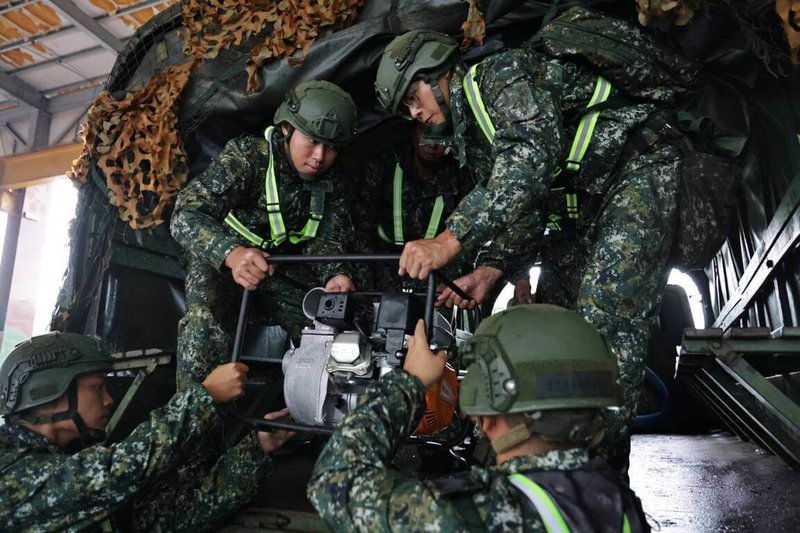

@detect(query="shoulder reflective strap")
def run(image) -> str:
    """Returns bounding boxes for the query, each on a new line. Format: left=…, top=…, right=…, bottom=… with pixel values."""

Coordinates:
left=392, top=162, right=404, bottom=245
left=424, top=195, right=445, bottom=239
left=262, top=125, right=287, bottom=245
left=508, top=473, right=571, bottom=533
left=463, top=64, right=496, bottom=144
left=385, top=162, right=444, bottom=244
left=565, top=76, right=612, bottom=172
left=623, top=513, right=632, bottom=533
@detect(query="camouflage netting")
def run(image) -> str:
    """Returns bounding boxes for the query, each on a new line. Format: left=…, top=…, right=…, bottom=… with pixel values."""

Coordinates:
left=776, top=0, right=800, bottom=63
left=69, top=0, right=370, bottom=230
left=635, top=0, right=700, bottom=26
left=461, top=0, right=486, bottom=47
left=69, top=61, right=194, bottom=230
left=181, top=0, right=368, bottom=93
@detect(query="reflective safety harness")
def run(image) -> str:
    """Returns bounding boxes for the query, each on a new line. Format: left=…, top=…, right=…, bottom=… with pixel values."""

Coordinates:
left=224, top=126, right=325, bottom=249
left=377, top=161, right=445, bottom=245
left=463, top=64, right=612, bottom=228
left=508, top=474, right=632, bottom=533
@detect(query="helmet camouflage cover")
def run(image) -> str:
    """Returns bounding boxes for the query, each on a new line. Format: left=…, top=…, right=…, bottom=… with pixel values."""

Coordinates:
left=0, top=332, right=112, bottom=417
left=459, top=304, right=621, bottom=416
left=274, top=80, right=358, bottom=145
left=375, top=30, right=459, bottom=116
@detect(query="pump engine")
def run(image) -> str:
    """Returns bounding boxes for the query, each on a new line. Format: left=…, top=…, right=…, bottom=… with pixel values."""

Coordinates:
left=282, top=288, right=458, bottom=433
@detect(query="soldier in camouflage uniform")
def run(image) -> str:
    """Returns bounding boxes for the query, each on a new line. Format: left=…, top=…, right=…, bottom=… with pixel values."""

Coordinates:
left=346, top=122, right=474, bottom=291
left=0, top=332, right=293, bottom=531
left=171, top=81, right=358, bottom=386
left=374, top=28, right=685, bottom=475
left=309, top=305, right=649, bottom=532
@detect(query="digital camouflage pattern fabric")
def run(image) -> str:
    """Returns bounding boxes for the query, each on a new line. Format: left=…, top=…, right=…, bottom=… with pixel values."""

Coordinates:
left=120, top=431, right=270, bottom=531
left=440, top=47, right=680, bottom=474
left=346, top=140, right=474, bottom=291
left=171, top=132, right=351, bottom=384
left=0, top=381, right=270, bottom=531
left=309, top=370, right=636, bottom=532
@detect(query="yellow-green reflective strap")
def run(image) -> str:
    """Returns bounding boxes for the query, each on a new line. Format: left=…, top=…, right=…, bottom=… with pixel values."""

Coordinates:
left=224, top=125, right=323, bottom=248
left=623, top=513, right=632, bottom=533
left=566, top=193, right=579, bottom=220
left=101, top=519, right=114, bottom=533
left=225, top=212, right=266, bottom=248
left=508, top=473, right=571, bottom=533
left=546, top=213, right=562, bottom=231
left=392, top=162, right=404, bottom=245
left=463, top=64, right=496, bottom=144
left=565, top=76, right=612, bottom=172
left=262, top=126, right=286, bottom=244
left=289, top=184, right=324, bottom=244
left=384, top=162, right=446, bottom=244
left=424, top=195, right=445, bottom=239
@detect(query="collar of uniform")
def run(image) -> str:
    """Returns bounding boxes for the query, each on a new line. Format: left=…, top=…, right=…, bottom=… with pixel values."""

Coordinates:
left=448, top=65, right=469, bottom=168
left=0, top=422, right=65, bottom=454
left=494, top=447, right=591, bottom=475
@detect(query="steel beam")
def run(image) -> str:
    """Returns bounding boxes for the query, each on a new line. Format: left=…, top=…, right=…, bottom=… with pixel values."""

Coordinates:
left=10, top=45, right=104, bottom=76
left=679, top=328, right=800, bottom=470
left=0, top=189, right=24, bottom=344
left=53, top=103, right=89, bottom=144
left=0, top=0, right=166, bottom=57
left=0, top=69, right=47, bottom=111
left=1, top=123, right=26, bottom=146
left=0, top=81, right=101, bottom=123
left=27, top=108, right=50, bottom=149
left=713, top=170, right=800, bottom=329
left=47, top=0, right=124, bottom=53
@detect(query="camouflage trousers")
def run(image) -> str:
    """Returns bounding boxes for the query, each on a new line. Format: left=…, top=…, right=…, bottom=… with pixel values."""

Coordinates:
left=177, top=258, right=312, bottom=388
left=536, top=143, right=681, bottom=478
left=118, top=433, right=269, bottom=532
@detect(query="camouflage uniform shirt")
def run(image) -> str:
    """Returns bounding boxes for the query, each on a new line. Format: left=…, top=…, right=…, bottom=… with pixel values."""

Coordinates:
left=0, top=381, right=271, bottom=531
left=347, top=142, right=474, bottom=290
left=171, top=130, right=350, bottom=282
left=308, top=370, right=592, bottom=532
left=444, top=49, right=654, bottom=270
left=170, top=130, right=352, bottom=383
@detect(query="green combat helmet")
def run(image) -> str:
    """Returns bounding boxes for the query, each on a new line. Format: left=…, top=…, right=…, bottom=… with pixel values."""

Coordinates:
left=274, top=80, right=358, bottom=146
left=0, top=332, right=113, bottom=444
left=375, top=30, right=458, bottom=118
left=459, top=304, right=621, bottom=450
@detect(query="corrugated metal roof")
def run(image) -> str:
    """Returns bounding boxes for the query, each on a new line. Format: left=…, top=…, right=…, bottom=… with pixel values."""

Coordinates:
left=0, top=0, right=176, bottom=156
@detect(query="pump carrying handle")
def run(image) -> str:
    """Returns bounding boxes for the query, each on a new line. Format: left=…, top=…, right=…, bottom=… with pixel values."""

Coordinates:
left=229, top=254, right=476, bottom=362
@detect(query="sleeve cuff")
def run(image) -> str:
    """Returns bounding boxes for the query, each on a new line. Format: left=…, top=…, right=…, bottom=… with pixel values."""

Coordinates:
left=209, top=237, right=242, bottom=271
left=446, top=216, right=485, bottom=256
left=386, top=370, right=427, bottom=427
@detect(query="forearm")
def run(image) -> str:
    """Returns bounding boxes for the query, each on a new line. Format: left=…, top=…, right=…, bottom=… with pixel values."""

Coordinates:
left=137, top=432, right=273, bottom=531
left=309, top=371, right=433, bottom=529
left=171, top=208, right=240, bottom=270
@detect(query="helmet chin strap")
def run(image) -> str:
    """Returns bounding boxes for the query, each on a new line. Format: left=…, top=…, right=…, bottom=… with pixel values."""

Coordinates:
left=424, top=74, right=453, bottom=134
left=18, top=381, right=106, bottom=448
